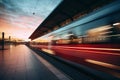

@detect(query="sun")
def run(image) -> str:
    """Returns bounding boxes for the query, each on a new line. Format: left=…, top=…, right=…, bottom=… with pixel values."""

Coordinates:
left=24, top=39, right=31, bottom=42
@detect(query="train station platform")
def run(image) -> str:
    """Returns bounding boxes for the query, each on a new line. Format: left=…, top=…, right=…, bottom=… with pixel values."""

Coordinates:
left=0, top=45, right=70, bottom=80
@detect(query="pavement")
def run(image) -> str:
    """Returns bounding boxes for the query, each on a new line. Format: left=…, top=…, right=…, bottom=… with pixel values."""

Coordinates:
left=0, top=44, right=70, bottom=80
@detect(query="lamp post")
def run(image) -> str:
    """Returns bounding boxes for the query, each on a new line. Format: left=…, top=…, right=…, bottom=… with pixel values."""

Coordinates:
left=2, top=32, right=4, bottom=50
left=9, top=36, right=11, bottom=44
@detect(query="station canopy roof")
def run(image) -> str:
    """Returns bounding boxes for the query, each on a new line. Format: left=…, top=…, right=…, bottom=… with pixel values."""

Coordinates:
left=29, top=0, right=114, bottom=40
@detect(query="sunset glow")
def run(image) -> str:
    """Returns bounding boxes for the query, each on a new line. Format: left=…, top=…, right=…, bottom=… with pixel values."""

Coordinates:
left=0, top=0, right=62, bottom=40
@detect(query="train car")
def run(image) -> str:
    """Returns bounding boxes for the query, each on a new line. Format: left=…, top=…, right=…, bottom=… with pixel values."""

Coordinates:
left=30, top=1, right=120, bottom=78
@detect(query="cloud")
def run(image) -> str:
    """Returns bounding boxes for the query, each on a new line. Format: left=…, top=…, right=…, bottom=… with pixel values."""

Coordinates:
left=0, top=0, right=62, bottom=40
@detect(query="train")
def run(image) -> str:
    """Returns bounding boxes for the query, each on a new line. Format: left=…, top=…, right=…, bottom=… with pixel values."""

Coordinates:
left=30, top=1, right=120, bottom=78
left=31, top=0, right=120, bottom=45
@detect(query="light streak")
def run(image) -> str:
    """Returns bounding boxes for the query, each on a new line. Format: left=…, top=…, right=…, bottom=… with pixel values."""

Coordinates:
left=33, top=45, right=120, bottom=56
left=53, top=47, right=120, bottom=56
left=85, top=59, right=120, bottom=70
left=113, top=22, right=120, bottom=26
left=53, top=46, right=120, bottom=51
left=41, top=48, right=55, bottom=55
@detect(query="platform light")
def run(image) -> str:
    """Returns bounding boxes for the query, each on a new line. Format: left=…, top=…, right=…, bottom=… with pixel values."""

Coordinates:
left=113, top=22, right=120, bottom=26
left=25, top=39, right=31, bottom=42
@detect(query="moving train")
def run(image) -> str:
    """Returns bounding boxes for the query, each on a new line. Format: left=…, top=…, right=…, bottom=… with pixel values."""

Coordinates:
left=30, top=1, right=120, bottom=78
left=31, top=0, right=120, bottom=45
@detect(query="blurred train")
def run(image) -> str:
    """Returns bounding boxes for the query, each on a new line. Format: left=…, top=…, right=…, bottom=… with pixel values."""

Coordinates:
left=51, top=24, right=120, bottom=45
left=30, top=1, right=120, bottom=78
left=31, top=0, right=120, bottom=46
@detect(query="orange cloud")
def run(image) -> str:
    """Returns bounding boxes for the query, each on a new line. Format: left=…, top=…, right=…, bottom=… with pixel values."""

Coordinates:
left=0, top=15, right=43, bottom=40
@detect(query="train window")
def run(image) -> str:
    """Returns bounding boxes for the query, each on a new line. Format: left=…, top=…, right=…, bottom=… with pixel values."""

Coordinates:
left=83, top=25, right=113, bottom=43
left=86, top=25, right=112, bottom=37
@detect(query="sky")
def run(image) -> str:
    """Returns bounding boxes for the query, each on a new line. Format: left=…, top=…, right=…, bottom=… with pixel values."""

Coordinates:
left=0, top=0, right=62, bottom=41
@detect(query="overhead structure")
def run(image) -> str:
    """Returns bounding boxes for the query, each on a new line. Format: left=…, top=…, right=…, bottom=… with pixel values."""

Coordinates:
left=29, top=0, right=114, bottom=40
